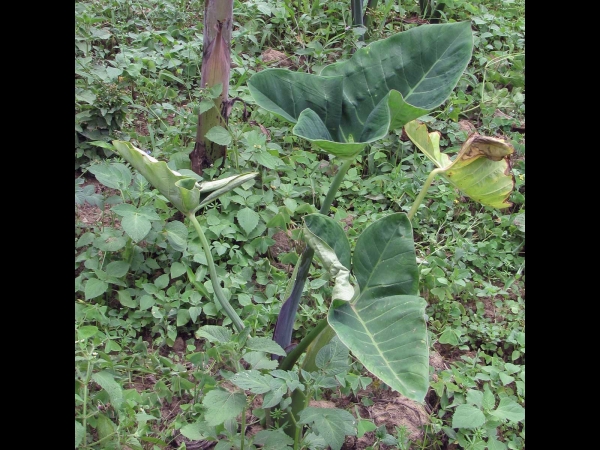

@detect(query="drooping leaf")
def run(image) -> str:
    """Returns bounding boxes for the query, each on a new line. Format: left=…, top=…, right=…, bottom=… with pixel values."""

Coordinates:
left=304, top=214, right=351, bottom=270
left=298, top=407, right=356, bottom=450
left=248, top=22, right=473, bottom=158
left=201, top=389, right=246, bottom=426
left=328, top=213, right=429, bottom=401
left=112, top=141, right=257, bottom=214
left=197, top=172, right=258, bottom=209
left=303, top=215, right=354, bottom=302
left=404, top=121, right=515, bottom=208
left=112, top=140, right=201, bottom=214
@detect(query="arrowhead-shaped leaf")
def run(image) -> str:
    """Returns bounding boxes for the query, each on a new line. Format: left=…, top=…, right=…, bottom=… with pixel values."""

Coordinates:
left=248, top=22, right=473, bottom=158
left=404, top=121, right=515, bottom=208
left=328, top=213, right=429, bottom=401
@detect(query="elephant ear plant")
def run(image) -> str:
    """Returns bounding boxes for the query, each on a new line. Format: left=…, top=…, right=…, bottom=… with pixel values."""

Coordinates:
left=248, top=21, right=473, bottom=378
left=110, top=140, right=257, bottom=332
left=246, top=21, right=514, bottom=440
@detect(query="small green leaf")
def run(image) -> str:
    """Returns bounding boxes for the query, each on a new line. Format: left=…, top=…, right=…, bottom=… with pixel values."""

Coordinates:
left=96, top=413, right=116, bottom=441
left=487, top=437, right=508, bottom=450
left=254, top=151, right=282, bottom=169
left=92, top=371, right=123, bottom=409
left=139, top=295, right=155, bottom=310
left=75, top=420, right=85, bottom=448
left=253, top=429, right=294, bottom=450
left=77, top=325, right=99, bottom=340
left=110, top=203, right=137, bottom=216
left=261, top=378, right=287, bottom=408
left=243, top=351, right=279, bottom=370
left=105, top=261, right=130, bottom=278
left=196, top=325, right=232, bottom=343
left=88, top=163, right=132, bottom=190
left=482, top=386, right=496, bottom=411
left=489, top=398, right=525, bottom=423
left=198, top=100, right=215, bottom=114
left=205, top=126, right=232, bottom=146
left=189, top=306, right=202, bottom=323
left=357, top=419, right=377, bottom=438
left=121, top=214, right=152, bottom=242
left=154, top=274, right=170, bottom=289
left=230, top=370, right=272, bottom=394
left=177, top=309, right=191, bottom=327
left=170, top=262, right=186, bottom=279
left=499, top=372, right=515, bottom=386
left=180, top=419, right=214, bottom=441
left=201, top=389, right=246, bottom=426
left=85, top=278, right=108, bottom=300
left=451, top=404, right=486, bottom=429
left=298, top=407, right=356, bottom=450
left=237, top=207, right=260, bottom=235
left=165, top=220, right=188, bottom=251
left=246, top=336, right=286, bottom=356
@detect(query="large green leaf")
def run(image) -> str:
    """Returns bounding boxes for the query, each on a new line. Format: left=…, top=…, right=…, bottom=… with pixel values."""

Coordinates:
left=112, top=140, right=257, bottom=214
left=248, top=22, right=473, bottom=158
left=327, top=213, right=428, bottom=401
left=404, top=121, right=515, bottom=208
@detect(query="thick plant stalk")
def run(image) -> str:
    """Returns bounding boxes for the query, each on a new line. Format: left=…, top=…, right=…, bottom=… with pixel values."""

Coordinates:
left=407, top=167, right=447, bottom=221
left=188, top=212, right=245, bottom=332
left=190, top=0, right=233, bottom=175
left=363, top=0, right=379, bottom=41
left=272, top=159, right=354, bottom=354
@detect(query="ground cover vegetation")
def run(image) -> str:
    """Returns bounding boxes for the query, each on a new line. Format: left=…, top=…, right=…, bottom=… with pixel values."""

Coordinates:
left=75, top=1, right=525, bottom=449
